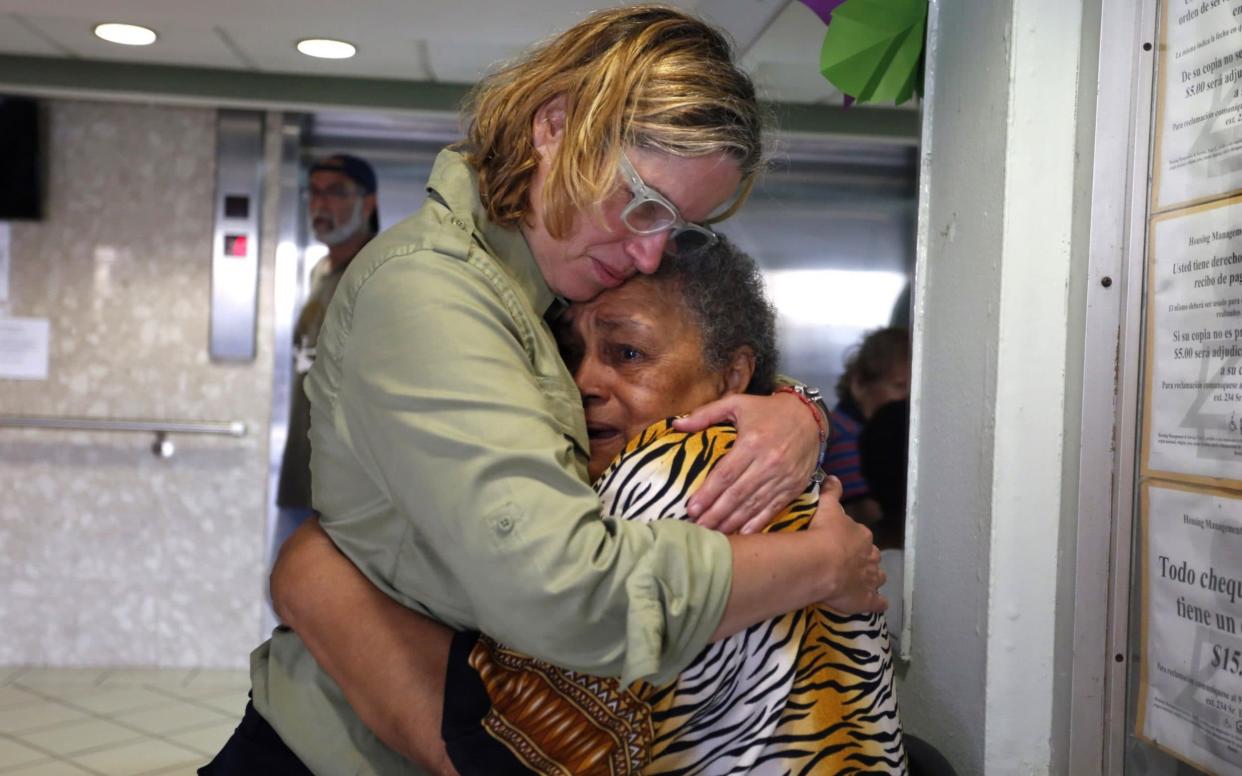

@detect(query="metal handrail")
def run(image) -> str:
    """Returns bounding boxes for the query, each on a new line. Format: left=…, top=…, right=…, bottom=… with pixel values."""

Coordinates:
left=0, top=415, right=247, bottom=437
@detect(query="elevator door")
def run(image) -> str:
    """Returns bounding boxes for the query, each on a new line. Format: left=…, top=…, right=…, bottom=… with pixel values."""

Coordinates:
left=261, top=111, right=456, bottom=633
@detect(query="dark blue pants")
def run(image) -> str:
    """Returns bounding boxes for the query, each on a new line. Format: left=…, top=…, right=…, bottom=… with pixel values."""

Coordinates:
left=199, top=697, right=313, bottom=775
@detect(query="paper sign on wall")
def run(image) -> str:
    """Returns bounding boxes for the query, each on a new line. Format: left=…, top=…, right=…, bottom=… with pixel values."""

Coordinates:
left=1154, top=0, right=1242, bottom=211
left=0, top=316, right=49, bottom=380
left=1145, top=197, right=1242, bottom=485
left=1138, top=482, right=1242, bottom=773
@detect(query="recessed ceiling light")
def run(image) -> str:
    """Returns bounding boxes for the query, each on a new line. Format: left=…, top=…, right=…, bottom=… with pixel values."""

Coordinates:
left=296, top=38, right=357, bottom=59
left=93, top=22, right=157, bottom=46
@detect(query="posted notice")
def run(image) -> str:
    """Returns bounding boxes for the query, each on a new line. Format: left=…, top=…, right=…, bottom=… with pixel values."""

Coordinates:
left=1140, top=483, right=1242, bottom=772
left=1148, top=198, right=1242, bottom=483
left=1156, top=0, right=1242, bottom=209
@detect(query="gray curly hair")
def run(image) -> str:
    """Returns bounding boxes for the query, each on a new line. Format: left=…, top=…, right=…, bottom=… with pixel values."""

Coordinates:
left=653, top=235, right=778, bottom=395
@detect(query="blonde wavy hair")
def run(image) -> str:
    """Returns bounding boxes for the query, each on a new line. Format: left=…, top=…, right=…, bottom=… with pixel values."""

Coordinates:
left=460, top=4, right=764, bottom=238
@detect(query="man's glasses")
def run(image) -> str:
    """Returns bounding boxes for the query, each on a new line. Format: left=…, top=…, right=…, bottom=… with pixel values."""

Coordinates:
left=305, top=183, right=360, bottom=203
left=616, top=153, right=718, bottom=257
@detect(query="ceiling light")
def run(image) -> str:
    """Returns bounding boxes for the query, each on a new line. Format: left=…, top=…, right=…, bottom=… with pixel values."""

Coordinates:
left=93, top=23, right=157, bottom=46
left=296, top=38, right=357, bottom=59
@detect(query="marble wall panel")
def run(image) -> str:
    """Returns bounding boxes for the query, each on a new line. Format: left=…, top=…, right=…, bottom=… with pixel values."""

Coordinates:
left=0, top=100, right=278, bottom=668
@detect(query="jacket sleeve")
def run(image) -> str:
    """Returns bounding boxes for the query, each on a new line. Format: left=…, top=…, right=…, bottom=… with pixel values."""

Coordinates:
left=330, top=251, right=732, bottom=684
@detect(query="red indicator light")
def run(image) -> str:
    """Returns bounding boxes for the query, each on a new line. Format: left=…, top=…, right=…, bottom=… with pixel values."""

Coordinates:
left=224, top=234, right=248, bottom=257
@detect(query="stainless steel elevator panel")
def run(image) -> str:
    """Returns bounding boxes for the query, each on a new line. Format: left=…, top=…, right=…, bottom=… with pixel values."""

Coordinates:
left=209, top=110, right=265, bottom=362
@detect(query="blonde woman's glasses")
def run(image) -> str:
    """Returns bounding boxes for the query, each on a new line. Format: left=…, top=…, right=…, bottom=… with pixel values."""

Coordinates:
left=617, top=153, right=718, bottom=257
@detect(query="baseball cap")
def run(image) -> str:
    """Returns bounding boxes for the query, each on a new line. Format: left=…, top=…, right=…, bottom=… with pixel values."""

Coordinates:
left=309, top=154, right=378, bottom=195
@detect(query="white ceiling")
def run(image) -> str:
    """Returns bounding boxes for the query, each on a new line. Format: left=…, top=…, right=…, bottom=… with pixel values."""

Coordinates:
left=0, top=0, right=860, bottom=105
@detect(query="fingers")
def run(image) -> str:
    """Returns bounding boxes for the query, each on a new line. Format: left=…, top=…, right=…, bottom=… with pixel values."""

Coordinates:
left=809, top=496, right=889, bottom=615
left=857, top=552, right=885, bottom=593
left=692, top=452, right=790, bottom=532
left=672, top=395, right=740, bottom=433
left=858, top=553, right=888, bottom=613
left=739, top=503, right=782, bottom=536
left=821, top=475, right=843, bottom=500
left=710, top=486, right=781, bottom=535
left=685, top=391, right=821, bottom=530
left=808, top=485, right=850, bottom=530
left=695, top=452, right=808, bottom=531
left=837, top=578, right=889, bottom=615
left=828, top=585, right=888, bottom=615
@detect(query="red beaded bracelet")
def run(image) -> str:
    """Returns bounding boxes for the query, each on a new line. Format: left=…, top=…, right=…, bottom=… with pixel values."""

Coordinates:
left=774, top=385, right=827, bottom=451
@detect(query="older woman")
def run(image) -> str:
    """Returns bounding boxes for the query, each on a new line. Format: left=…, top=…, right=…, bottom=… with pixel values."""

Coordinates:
left=273, top=238, right=906, bottom=775
left=825, top=327, right=912, bottom=527
left=205, top=7, right=883, bottom=775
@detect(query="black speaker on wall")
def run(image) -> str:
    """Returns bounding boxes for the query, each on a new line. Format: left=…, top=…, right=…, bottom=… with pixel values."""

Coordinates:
left=0, top=96, right=43, bottom=220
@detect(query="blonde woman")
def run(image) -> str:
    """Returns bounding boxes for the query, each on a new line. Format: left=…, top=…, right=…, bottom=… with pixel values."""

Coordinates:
left=204, top=7, right=884, bottom=775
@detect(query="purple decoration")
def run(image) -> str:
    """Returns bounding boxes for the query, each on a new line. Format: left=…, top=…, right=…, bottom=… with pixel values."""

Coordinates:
left=798, top=0, right=849, bottom=26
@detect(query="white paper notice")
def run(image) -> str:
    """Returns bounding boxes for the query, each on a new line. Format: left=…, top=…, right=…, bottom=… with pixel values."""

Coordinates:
left=1148, top=199, right=1242, bottom=482
left=1140, top=483, right=1242, bottom=773
left=0, top=316, right=49, bottom=380
left=1156, top=0, right=1242, bottom=210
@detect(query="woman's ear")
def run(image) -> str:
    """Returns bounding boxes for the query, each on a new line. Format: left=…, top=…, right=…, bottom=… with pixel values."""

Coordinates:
left=532, top=94, right=568, bottom=152
left=721, top=346, right=756, bottom=396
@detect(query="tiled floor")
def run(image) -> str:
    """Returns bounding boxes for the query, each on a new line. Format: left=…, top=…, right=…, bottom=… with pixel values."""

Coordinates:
left=0, top=667, right=248, bottom=775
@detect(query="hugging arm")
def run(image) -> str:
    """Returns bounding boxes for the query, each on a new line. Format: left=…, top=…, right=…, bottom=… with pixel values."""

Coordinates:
left=272, top=484, right=883, bottom=771
left=270, top=518, right=459, bottom=776
left=709, top=476, right=884, bottom=640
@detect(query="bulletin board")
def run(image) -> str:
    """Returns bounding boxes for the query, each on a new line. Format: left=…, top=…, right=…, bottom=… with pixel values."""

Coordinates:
left=1136, top=1, right=1242, bottom=771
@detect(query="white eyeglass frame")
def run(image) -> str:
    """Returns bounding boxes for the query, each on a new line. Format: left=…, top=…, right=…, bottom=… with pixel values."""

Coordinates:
left=616, top=153, right=718, bottom=255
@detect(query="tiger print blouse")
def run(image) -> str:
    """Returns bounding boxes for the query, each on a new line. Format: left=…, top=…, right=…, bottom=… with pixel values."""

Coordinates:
left=462, top=420, right=907, bottom=775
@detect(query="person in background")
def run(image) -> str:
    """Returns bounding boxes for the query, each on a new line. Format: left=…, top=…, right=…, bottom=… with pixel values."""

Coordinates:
left=271, top=154, right=379, bottom=558
left=858, top=395, right=910, bottom=665
left=825, top=327, right=911, bottom=526
left=860, top=397, right=910, bottom=551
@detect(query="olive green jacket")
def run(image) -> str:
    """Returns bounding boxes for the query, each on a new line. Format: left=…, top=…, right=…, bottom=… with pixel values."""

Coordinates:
left=250, top=149, right=732, bottom=775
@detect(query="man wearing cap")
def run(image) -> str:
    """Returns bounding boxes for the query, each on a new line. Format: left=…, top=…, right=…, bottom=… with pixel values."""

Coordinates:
left=272, top=154, right=379, bottom=562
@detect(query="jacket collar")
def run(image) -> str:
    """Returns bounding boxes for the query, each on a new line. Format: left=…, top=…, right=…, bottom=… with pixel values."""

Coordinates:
left=425, top=149, right=562, bottom=319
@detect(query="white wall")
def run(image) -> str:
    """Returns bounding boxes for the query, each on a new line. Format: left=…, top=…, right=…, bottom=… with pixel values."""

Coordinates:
left=901, top=0, right=1095, bottom=772
left=0, top=100, right=277, bottom=668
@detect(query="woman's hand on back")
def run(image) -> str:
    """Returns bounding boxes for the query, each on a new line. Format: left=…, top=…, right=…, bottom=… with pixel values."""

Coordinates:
left=809, top=477, right=887, bottom=614
left=673, top=390, right=822, bottom=534
left=710, top=475, right=884, bottom=641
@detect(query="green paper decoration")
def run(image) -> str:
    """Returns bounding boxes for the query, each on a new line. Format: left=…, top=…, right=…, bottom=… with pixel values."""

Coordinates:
left=818, top=0, right=928, bottom=106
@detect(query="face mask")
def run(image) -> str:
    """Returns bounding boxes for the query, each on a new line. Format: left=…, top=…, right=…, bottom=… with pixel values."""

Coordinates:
left=313, top=196, right=366, bottom=246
